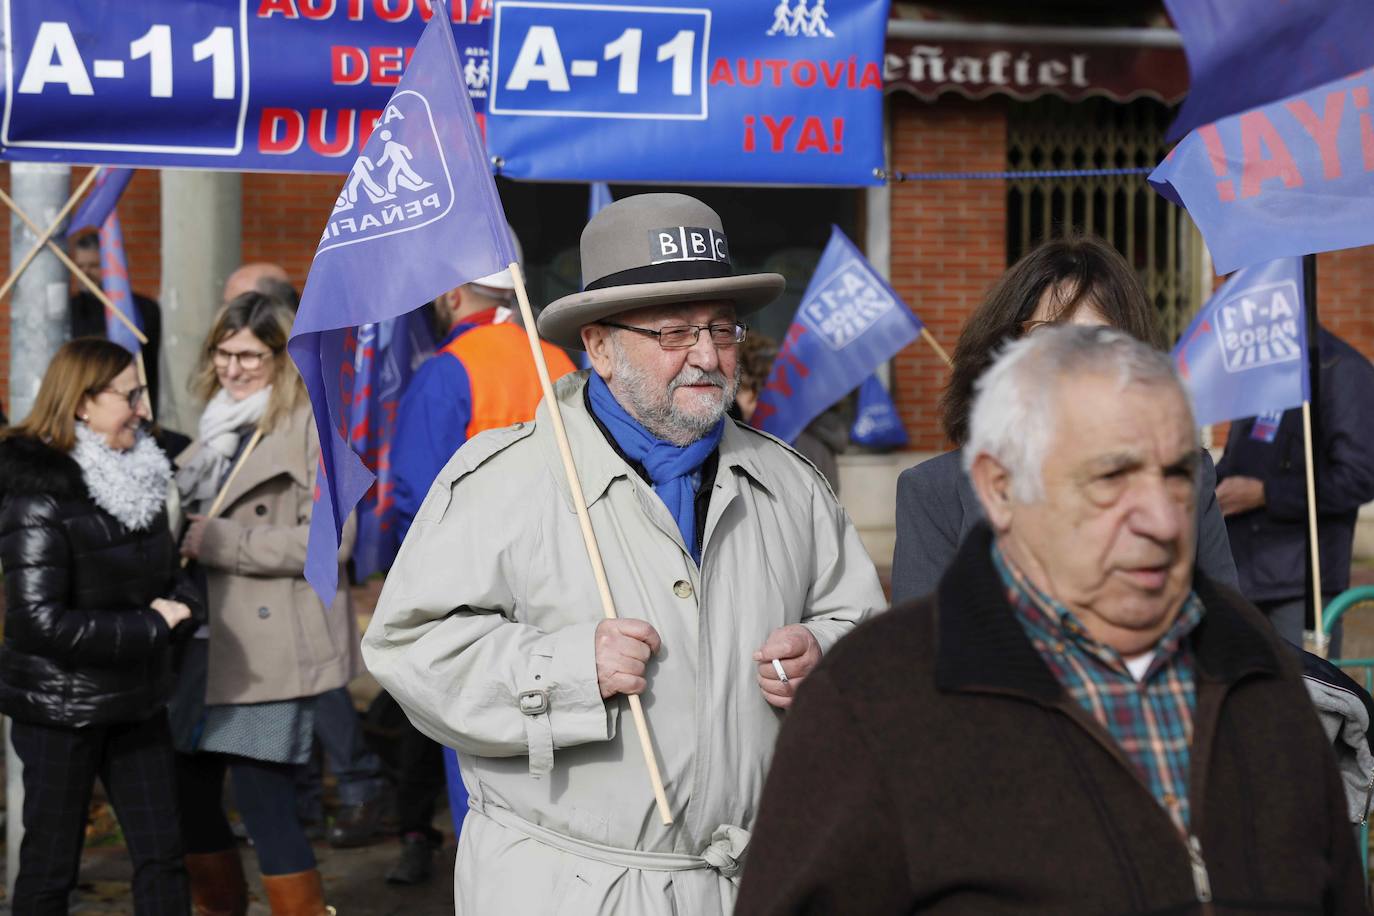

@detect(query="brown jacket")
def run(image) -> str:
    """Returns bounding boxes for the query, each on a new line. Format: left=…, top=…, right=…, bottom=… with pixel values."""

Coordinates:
left=181, top=402, right=361, bottom=705
left=737, top=525, right=1367, bottom=916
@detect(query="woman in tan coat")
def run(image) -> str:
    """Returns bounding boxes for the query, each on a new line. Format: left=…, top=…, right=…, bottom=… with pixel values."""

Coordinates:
left=173, top=292, right=360, bottom=916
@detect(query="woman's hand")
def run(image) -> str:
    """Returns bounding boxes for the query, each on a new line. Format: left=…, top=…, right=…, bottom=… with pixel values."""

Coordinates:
left=180, top=515, right=207, bottom=560
left=151, top=598, right=192, bottom=630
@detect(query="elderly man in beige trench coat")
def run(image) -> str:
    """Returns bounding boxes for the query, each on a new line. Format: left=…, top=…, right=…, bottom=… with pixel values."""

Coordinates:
left=362, top=193, right=885, bottom=915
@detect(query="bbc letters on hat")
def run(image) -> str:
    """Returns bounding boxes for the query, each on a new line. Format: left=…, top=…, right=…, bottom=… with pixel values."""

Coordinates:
left=538, top=193, right=785, bottom=350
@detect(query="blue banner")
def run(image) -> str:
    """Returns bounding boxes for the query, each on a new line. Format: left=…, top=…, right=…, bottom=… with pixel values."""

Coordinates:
left=1173, top=257, right=1308, bottom=428
left=0, top=0, right=885, bottom=186
left=486, top=0, right=886, bottom=184
left=1149, top=67, right=1374, bottom=275
left=1164, top=0, right=1374, bottom=142
left=288, top=1, right=513, bottom=604
left=1, top=0, right=494, bottom=173
left=849, top=373, right=906, bottom=449
left=754, top=226, right=922, bottom=444
left=345, top=309, right=435, bottom=580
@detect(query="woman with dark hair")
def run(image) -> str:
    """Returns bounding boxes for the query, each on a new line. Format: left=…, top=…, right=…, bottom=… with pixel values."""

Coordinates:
left=172, top=292, right=359, bottom=916
left=890, top=234, right=1237, bottom=604
left=0, top=337, right=197, bottom=913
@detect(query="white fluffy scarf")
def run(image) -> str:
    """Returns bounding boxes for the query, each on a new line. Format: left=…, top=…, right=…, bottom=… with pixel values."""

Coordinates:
left=175, top=386, right=270, bottom=508
left=72, top=424, right=172, bottom=531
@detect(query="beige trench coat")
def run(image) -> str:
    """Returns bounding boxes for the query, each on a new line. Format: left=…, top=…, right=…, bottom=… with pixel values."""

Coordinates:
left=180, top=401, right=361, bottom=706
left=363, top=372, right=884, bottom=916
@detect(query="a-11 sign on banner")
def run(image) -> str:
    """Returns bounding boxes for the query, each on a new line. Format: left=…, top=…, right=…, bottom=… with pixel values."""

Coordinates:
left=485, top=0, right=887, bottom=184
left=0, top=0, right=887, bottom=186
left=1, top=0, right=493, bottom=172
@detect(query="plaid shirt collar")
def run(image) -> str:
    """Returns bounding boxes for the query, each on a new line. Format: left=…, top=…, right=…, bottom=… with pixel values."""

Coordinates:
left=991, top=542, right=1205, bottom=682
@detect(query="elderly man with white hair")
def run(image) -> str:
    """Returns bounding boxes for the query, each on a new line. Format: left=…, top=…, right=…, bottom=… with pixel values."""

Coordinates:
left=736, top=325, right=1365, bottom=915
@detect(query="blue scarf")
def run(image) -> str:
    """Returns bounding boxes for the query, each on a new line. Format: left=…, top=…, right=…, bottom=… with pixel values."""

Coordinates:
left=587, top=373, right=724, bottom=563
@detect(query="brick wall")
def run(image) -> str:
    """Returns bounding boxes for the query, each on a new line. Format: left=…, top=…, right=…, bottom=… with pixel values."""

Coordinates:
left=1, top=119, right=1373, bottom=427
left=888, top=94, right=1008, bottom=451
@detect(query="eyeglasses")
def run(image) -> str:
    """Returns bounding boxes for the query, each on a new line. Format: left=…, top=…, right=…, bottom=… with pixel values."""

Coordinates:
left=212, top=347, right=273, bottom=370
left=1020, top=319, right=1056, bottom=336
left=100, top=385, right=147, bottom=410
left=599, top=321, right=748, bottom=350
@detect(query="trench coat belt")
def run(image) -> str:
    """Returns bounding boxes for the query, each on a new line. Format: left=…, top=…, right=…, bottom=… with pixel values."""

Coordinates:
left=475, top=802, right=751, bottom=878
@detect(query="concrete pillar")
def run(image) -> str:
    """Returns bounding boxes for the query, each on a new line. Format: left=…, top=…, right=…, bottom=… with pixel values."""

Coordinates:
left=159, top=170, right=241, bottom=434
left=7, top=163, right=72, bottom=422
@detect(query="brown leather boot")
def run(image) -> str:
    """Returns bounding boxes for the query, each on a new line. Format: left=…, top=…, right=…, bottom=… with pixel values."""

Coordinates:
left=184, top=850, right=248, bottom=916
left=261, top=869, right=336, bottom=916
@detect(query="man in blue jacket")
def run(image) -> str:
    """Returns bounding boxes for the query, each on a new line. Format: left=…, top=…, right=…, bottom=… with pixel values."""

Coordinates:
left=1216, top=326, right=1374, bottom=655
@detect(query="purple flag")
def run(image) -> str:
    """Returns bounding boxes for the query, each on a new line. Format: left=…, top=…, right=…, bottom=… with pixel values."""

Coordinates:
left=96, top=211, right=144, bottom=356
left=1173, top=257, right=1308, bottom=427
left=65, top=168, right=134, bottom=239
left=849, top=374, right=908, bottom=449
left=288, top=1, right=514, bottom=604
left=345, top=310, right=436, bottom=580
left=1150, top=67, right=1374, bottom=274
left=754, top=227, right=923, bottom=445
left=1165, top=0, right=1374, bottom=141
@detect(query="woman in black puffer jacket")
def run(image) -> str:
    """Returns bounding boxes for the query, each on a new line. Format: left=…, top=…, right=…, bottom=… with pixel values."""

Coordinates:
left=0, top=338, right=200, bottom=915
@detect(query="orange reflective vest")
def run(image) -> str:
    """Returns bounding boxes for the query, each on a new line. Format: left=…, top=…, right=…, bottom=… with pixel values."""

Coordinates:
left=440, top=322, right=577, bottom=440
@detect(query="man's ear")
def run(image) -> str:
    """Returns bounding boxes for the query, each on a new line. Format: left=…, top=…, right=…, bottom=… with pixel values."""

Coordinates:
left=581, top=324, right=613, bottom=378
left=969, top=452, right=1016, bottom=533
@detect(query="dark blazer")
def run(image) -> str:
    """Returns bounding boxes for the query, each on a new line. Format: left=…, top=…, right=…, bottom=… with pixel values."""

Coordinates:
left=891, top=446, right=1239, bottom=605
left=0, top=434, right=199, bottom=728
left=737, top=525, right=1365, bottom=916
left=1216, top=327, right=1374, bottom=604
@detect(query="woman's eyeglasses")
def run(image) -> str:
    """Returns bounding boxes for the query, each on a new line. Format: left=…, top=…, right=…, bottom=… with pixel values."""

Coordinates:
left=211, top=347, right=272, bottom=370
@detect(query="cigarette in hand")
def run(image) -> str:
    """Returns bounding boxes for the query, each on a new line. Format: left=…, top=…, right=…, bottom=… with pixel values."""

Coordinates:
left=772, top=658, right=790, bottom=687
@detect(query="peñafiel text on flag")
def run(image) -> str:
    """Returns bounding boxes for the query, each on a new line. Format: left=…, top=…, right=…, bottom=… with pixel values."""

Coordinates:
left=1150, top=67, right=1374, bottom=275
left=1172, top=257, right=1308, bottom=428
left=754, top=226, right=923, bottom=445
left=288, top=0, right=514, bottom=604
left=1164, top=0, right=1374, bottom=142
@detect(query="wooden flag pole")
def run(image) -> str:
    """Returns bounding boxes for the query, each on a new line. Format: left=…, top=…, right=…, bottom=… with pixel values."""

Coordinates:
left=1300, top=254, right=1326, bottom=657
left=0, top=168, right=100, bottom=304
left=1300, top=401, right=1326, bottom=657
left=0, top=186, right=153, bottom=418
left=181, top=428, right=265, bottom=569
left=921, top=327, right=953, bottom=368
left=507, top=261, right=674, bottom=826
left=0, top=187, right=148, bottom=347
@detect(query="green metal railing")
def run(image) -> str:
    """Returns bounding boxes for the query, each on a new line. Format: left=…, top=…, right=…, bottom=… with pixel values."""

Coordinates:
left=1321, top=586, right=1374, bottom=876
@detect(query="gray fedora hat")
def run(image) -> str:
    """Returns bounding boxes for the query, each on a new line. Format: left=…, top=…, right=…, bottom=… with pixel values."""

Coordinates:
left=538, top=193, right=785, bottom=350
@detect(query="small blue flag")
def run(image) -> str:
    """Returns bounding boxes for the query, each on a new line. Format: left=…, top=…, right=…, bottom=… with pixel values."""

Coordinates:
left=345, top=310, right=435, bottom=580
left=66, top=167, right=134, bottom=239
left=1173, top=257, right=1308, bottom=427
left=754, top=227, right=923, bottom=445
left=1150, top=67, right=1374, bottom=274
left=1165, top=0, right=1374, bottom=142
left=289, top=0, right=515, bottom=604
left=589, top=182, right=613, bottom=219
left=96, top=211, right=144, bottom=356
left=849, top=374, right=908, bottom=449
